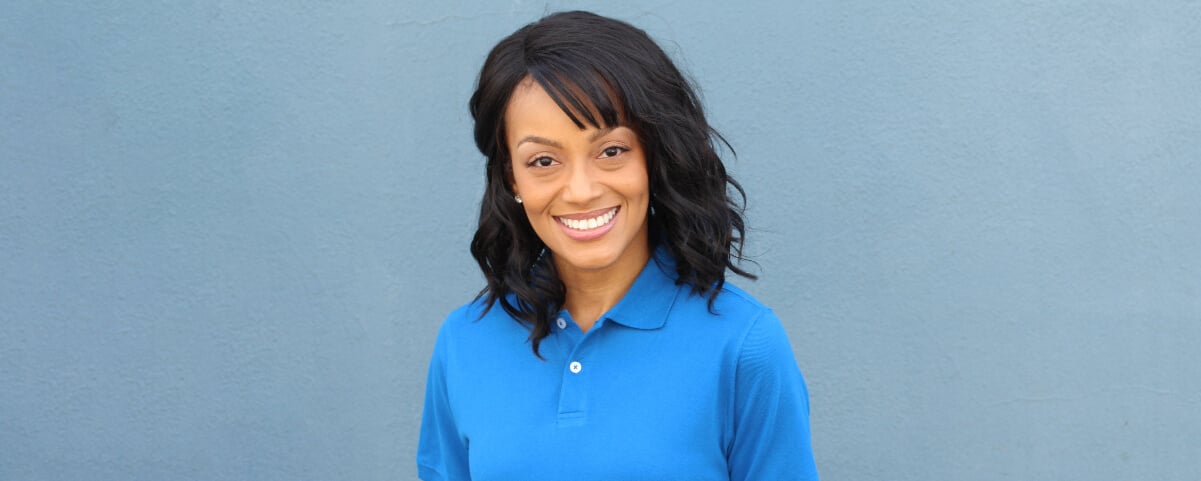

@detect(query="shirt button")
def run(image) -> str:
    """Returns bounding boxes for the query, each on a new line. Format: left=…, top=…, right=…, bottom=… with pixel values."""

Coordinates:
left=569, top=361, right=582, bottom=374
left=556, top=317, right=567, bottom=329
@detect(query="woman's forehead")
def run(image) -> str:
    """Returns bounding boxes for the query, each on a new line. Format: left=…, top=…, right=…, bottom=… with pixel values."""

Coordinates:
left=512, top=72, right=625, bottom=130
left=505, top=80, right=628, bottom=145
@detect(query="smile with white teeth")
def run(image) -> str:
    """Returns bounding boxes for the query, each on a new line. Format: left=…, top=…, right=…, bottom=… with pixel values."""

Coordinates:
left=556, top=208, right=618, bottom=231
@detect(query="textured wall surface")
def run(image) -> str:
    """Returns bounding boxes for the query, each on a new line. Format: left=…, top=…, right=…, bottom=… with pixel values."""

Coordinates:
left=2, top=1, right=1199, bottom=480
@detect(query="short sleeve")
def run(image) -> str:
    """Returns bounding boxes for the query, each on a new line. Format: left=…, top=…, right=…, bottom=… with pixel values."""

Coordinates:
left=417, top=322, right=471, bottom=481
left=728, top=309, right=819, bottom=481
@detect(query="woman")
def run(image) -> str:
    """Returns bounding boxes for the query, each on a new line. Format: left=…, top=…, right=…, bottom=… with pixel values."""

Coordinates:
left=418, top=11, right=818, bottom=481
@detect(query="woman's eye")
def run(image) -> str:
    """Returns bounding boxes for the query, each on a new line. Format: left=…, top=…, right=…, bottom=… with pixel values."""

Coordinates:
left=528, top=156, right=556, bottom=168
left=601, top=146, right=626, bottom=158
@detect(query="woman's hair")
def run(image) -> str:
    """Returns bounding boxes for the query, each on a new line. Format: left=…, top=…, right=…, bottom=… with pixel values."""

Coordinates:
left=469, top=10, right=754, bottom=356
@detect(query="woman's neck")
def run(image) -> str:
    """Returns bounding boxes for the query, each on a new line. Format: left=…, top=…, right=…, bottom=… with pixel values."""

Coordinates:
left=556, top=244, right=651, bottom=333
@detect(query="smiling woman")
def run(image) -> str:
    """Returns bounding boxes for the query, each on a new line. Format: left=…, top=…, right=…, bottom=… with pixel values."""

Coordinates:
left=506, top=79, right=652, bottom=330
left=418, top=10, right=819, bottom=481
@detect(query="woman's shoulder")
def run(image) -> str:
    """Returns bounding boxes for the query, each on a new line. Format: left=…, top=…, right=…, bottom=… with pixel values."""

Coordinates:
left=712, top=281, right=770, bottom=313
left=706, top=284, right=803, bottom=378
left=664, top=279, right=790, bottom=346
left=436, top=294, right=529, bottom=341
left=675, top=280, right=773, bottom=323
left=441, top=296, right=490, bottom=325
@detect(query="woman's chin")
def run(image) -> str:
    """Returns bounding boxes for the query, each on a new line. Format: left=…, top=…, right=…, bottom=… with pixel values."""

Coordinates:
left=553, top=249, right=622, bottom=273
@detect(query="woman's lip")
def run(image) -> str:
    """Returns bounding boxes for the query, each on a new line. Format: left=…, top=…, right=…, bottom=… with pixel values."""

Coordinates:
left=554, top=206, right=620, bottom=220
left=555, top=207, right=619, bottom=242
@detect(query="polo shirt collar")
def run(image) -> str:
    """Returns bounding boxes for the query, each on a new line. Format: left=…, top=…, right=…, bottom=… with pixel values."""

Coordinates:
left=602, top=246, right=681, bottom=330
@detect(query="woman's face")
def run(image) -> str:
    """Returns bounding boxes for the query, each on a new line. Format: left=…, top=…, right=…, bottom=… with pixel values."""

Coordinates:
left=505, top=78, right=651, bottom=277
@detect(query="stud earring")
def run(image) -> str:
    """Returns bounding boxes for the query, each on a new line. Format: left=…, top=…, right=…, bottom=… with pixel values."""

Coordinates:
left=515, top=194, right=523, bottom=204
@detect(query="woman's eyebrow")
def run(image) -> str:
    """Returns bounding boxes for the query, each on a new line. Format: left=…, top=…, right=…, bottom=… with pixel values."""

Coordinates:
left=516, top=135, right=562, bottom=149
left=515, top=127, right=617, bottom=149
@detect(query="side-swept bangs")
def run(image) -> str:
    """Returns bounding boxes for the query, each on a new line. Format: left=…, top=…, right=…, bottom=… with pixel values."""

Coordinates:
left=528, top=64, right=625, bottom=131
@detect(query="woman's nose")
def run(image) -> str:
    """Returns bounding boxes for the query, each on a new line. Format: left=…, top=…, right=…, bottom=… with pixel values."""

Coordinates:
left=562, top=161, right=602, bottom=204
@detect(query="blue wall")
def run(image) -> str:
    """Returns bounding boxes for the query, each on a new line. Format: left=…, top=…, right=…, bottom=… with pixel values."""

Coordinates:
left=2, top=1, right=1198, bottom=480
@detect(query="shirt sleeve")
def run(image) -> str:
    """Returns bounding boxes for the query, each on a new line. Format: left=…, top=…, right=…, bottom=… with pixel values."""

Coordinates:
left=417, top=322, right=472, bottom=481
left=728, top=309, right=819, bottom=481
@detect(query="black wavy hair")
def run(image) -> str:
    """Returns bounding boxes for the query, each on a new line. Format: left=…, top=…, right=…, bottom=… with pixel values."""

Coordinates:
left=468, top=10, right=755, bottom=357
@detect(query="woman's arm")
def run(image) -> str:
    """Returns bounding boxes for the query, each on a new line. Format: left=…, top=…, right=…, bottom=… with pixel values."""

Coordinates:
left=417, top=323, right=471, bottom=481
left=727, top=309, right=820, bottom=480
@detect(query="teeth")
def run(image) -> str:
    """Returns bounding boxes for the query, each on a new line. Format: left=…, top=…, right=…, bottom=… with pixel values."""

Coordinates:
left=557, top=208, right=617, bottom=231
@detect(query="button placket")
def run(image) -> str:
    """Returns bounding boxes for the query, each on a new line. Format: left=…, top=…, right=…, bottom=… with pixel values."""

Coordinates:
left=556, top=325, right=599, bottom=426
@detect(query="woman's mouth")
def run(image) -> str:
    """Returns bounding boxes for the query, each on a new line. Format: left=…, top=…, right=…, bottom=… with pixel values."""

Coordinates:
left=554, top=207, right=619, bottom=241
left=556, top=207, right=618, bottom=230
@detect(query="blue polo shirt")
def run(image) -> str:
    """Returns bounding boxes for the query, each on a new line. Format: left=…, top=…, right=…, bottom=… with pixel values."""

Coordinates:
left=418, top=250, right=819, bottom=480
